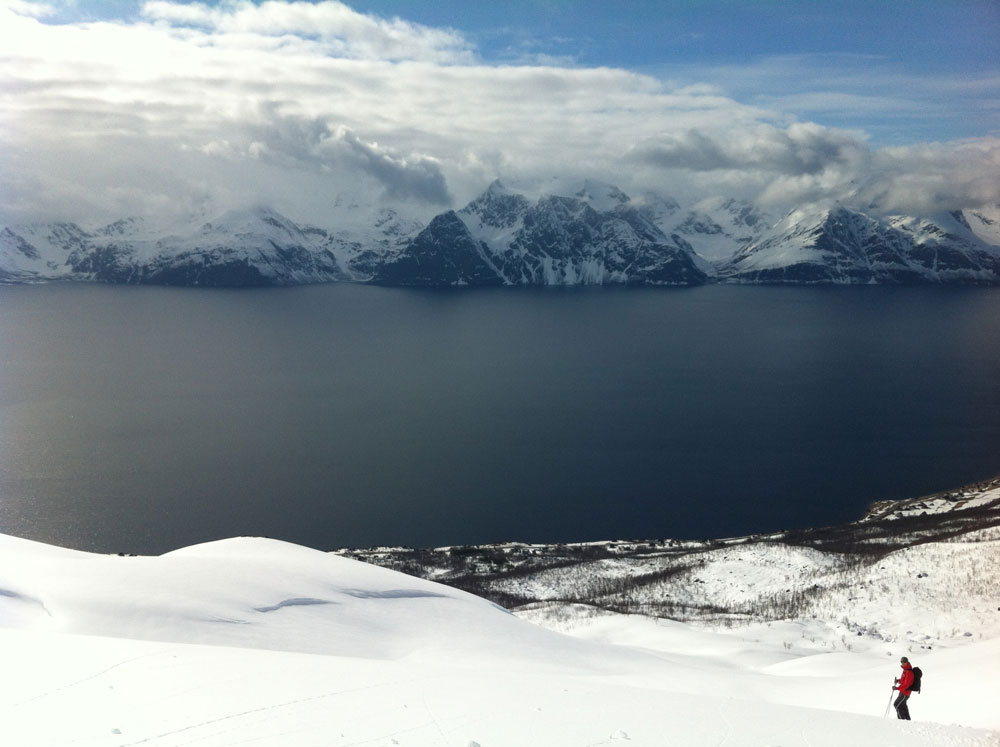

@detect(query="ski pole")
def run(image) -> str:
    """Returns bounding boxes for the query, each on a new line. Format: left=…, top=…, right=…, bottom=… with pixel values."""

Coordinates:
left=883, top=687, right=894, bottom=718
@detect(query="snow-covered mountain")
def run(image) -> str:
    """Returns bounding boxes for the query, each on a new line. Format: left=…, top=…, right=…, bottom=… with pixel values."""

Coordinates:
left=964, top=204, right=1000, bottom=246
left=0, top=204, right=422, bottom=286
left=3, top=187, right=999, bottom=286
left=665, top=196, right=775, bottom=264
left=722, top=205, right=1000, bottom=284
left=373, top=180, right=711, bottom=286
left=1, top=477, right=998, bottom=745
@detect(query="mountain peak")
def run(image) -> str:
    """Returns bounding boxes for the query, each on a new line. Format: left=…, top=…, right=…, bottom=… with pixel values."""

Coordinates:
left=571, top=179, right=631, bottom=211
left=484, top=178, right=511, bottom=196
left=199, top=206, right=301, bottom=236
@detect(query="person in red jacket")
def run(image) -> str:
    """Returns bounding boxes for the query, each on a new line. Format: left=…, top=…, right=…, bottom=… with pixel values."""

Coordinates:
left=893, top=656, right=914, bottom=720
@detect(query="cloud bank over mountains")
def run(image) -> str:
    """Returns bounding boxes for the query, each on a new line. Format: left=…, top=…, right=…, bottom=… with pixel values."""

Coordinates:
left=1, top=0, right=998, bottom=226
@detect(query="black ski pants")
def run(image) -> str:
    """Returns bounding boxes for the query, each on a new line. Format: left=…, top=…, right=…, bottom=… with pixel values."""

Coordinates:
left=893, top=692, right=911, bottom=720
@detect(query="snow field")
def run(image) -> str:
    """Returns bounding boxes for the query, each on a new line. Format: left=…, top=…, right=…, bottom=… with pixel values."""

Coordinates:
left=1, top=531, right=998, bottom=746
left=3, top=626, right=997, bottom=747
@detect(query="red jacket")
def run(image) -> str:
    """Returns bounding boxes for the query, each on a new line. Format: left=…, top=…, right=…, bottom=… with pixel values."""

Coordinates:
left=896, top=662, right=914, bottom=696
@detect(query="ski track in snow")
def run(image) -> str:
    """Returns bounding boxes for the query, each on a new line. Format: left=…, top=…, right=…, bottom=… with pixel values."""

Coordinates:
left=115, top=673, right=450, bottom=747
left=13, top=650, right=175, bottom=708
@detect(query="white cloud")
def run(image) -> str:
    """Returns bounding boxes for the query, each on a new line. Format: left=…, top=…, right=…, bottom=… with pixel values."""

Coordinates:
left=0, top=2, right=997, bottom=226
left=860, top=138, right=1000, bottom=215
left=629, top=122, right=1000, bottom=215
left=2, top=0, right=55, bottom=18
left=140, top=1, right=475, bottom=63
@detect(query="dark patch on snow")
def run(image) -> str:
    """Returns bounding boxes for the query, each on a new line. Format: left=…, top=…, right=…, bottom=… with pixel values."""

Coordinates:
left=253, top=598, right=336, bottom=613
left=341, top=589, right=449, bottom=600
left=0, top=588, right=52, bottom=616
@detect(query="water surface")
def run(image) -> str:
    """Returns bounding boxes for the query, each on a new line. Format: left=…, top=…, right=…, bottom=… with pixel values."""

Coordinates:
left=1, top=283, right=998, bottom=553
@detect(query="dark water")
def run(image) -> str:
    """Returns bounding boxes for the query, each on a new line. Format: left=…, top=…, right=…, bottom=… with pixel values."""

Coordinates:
left=1, top=283, right=998, bottom=554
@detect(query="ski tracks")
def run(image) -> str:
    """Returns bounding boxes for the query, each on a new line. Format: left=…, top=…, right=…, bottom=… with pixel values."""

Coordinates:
left=714, top=705, right=734, bottom=747
left=12, top=649, right=175, bottom=707
left=419, top=690, right=450, bottom=746
left=114, top=673, right=452, bottom=747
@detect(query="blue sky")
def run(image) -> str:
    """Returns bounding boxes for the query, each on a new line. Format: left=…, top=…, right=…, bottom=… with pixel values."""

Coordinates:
left=56, top=0, right=1000, bottom=71
left=24, top=0, right=1000, bottom=143
left=2, top=0, right=998, bottom=223
left=295, top=0, right=1000, bottom=144
left=351, top=1, right=999, bottom=70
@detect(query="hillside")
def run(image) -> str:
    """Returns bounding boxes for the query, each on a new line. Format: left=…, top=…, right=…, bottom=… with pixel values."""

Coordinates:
left=1, top=477, right=998, bottom=745
left=341, top=477, right=1000, bottom=645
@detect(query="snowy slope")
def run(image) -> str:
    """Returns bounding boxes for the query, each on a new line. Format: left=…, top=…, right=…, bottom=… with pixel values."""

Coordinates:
left=0, top=222, right=93, bottom=282
left=1, top=480, right=999, bottom=746
left=661, top=196, right=775, bottom=264
left=0, top=534, right=611, bottom=665
left=723, top=204, right=1000, bottom=284
left=964, top=204, right=1000, bottom=247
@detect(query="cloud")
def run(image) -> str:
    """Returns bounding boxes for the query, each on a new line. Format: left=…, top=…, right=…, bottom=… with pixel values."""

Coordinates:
left=750, top=138, right=1000, bottom=215
left=243, top=106, right=335, bottom=168
left=860, top=138, right=1000, bottom=214
left=627, top=121, right=1000, bottom=215
left=334, top=129, right=451, bottom=205
left=190, top=97, right=453, bottom=203
left=626, top=123, right=876, bottom=210
left=140, top=0, right=475, bottom=63
left=0, top=1, right=997, bottom=226
left=629, top=123, right=869, bottom=176
left=2, top=0, right=55, bottom=18
left=233, top=107, right=453, bottom=205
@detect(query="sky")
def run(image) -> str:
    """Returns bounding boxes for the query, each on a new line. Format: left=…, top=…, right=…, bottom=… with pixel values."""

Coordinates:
left=1, top=0, right=998, bottom=226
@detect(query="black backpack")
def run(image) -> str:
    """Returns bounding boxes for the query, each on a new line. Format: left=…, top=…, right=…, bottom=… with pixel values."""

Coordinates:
left=911, top=666, right=922, bottom=694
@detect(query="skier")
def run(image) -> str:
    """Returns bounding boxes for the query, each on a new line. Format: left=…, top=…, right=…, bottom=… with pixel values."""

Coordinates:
left=892, top=656, right=914, bottom=720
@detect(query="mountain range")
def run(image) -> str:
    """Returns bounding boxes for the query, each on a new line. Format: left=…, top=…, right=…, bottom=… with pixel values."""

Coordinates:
left=3, top=180, right=999, bottom=286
